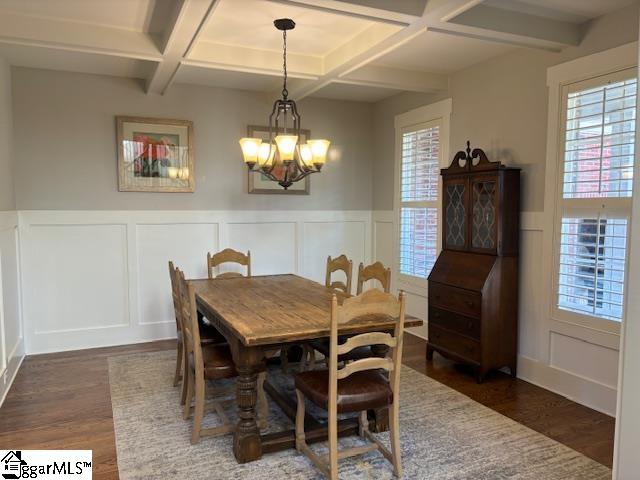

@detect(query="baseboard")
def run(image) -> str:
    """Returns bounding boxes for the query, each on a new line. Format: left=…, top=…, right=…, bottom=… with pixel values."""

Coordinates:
left=517, top=354, right=617, bottom=417
left=0, top=338, right=25, bottom=408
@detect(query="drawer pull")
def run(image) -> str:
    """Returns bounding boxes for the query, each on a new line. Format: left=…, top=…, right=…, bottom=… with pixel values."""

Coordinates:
left=467, top=321, right=473, bottom=330
left=465, top=300, right=474, bottom=308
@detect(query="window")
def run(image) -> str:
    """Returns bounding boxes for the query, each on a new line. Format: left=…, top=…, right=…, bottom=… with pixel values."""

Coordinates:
left=556, top=70, right=636, bottom=323
left=398, top=122, right=440, bottom=279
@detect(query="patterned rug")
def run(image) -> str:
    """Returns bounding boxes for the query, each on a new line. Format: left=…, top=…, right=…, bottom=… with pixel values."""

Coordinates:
left=108, top=350, right=611, bottom=479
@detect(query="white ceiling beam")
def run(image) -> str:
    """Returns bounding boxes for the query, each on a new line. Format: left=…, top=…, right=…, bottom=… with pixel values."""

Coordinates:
left=0, top=11, right=162, bottom=61
left=433, top=3, right=582, bottom=51
left=146, top=0, right=219, bottom=95
left=282, top=0, right=481, bottom=100
left=266, top=0, right=427, bottom=26
left=338, top=65, right=448, bottom=93
left=186, top=41, right=322, bottom=78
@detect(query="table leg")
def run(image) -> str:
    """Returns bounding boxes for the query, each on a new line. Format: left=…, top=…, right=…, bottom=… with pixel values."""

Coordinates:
left=232, top=344, right=264, bottom=463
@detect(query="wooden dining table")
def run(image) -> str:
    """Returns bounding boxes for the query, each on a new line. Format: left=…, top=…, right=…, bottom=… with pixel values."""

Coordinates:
left=191, top=274, right=422, bottom=464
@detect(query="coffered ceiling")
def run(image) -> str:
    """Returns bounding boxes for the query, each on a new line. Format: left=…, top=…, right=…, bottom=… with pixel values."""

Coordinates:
left=0, top=0, right=634, bottom=102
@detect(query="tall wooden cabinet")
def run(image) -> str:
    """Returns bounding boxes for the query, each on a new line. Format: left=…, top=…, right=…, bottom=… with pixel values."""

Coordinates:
left=427, top=142, right=520, bottom=382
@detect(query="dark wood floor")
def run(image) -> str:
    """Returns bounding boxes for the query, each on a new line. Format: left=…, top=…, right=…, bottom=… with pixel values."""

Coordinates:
left=0, top=334, right=614, bottom=479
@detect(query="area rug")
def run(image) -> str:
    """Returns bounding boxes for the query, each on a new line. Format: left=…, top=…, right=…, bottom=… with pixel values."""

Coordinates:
left=108, top=350, right=611, bottom=479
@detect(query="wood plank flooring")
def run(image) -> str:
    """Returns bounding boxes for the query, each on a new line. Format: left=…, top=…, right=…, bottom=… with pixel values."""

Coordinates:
left=0, top=334, right=614, bottom=479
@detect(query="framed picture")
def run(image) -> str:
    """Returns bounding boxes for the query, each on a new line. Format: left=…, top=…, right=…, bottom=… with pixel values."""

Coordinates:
left=247, top=125, right=311, bottom=195
left=117, top=116, right=195, bottom=192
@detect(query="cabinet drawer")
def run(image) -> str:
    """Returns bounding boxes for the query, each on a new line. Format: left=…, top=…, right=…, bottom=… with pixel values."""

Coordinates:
left=429, top=282, right=481, bottom=318
left=429, top=306, right=480, bottom=340
left=429, top=325, right=480, bottom=363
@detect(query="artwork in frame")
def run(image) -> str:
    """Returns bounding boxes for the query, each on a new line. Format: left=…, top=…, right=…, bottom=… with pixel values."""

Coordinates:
left=247, top=125, right=311, bottom=195
left=117, top=116, right=195, bottom=192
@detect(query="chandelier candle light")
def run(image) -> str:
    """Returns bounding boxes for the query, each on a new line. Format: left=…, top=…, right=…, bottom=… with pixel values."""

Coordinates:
left=239, top=18, right=330, bottom=189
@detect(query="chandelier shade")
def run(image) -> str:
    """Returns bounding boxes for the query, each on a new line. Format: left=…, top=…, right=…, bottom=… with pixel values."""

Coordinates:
left=239, top=18, right=330, bottom=190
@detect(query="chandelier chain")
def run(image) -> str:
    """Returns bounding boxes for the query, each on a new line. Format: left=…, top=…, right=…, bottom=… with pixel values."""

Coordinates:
left=282, top=29, right=288, bottom=100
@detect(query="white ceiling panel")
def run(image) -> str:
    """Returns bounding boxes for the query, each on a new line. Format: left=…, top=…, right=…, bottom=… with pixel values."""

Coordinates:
left=0, top=43, right=156, bottom=78
left=174, top=64, right=282, bottom=92
left=485, top=0, right=637, bottom=23
left=200, top=0, right=377, bottom=56
left=372, top=30, right=513, bottom=74
left=311, top=81, right=401, bottom=103
left=0, top=0, right=173, bottom=33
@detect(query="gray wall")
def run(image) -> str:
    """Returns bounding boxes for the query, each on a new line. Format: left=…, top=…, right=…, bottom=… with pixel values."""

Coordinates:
left=12, top=68, right=374, bottom=211
left=0, top=58, right=14, bottom=211
left=372, top=3, right=640, bottom=212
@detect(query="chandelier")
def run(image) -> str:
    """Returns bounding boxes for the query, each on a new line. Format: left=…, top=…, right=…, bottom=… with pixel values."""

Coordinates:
left=239, top=18, right=330, bottom=190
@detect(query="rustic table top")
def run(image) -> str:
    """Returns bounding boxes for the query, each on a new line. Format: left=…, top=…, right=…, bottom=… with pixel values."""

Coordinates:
left=191, top=274, right=422, bottom=347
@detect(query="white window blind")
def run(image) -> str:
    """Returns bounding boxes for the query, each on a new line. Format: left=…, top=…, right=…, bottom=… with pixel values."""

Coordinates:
left=556, top=71, right=636, bottom=323
left=399, top=125, right=440, bottom=279
left=563, top=78, right=636, bottom=199
left=558, top=217, right=628, bottom=321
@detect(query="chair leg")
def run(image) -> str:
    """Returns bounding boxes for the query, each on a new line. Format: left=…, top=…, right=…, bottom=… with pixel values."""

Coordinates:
left=191, top=374, right=205, bottom=444
left=358, top=410, right=368, bottom=438
left=295, top=389, right=306, bottom=452
left=183, top=369, right=194, bottom=420
left=257, top=371, right=269, bottom=430
left=280, top=348, right=289, bottom=373
left=328, top=404, right=338, bottom=480
left=180, top=346, right=188, bottom=406
left=299, top=344, right=308, bottom=372
left=308, top=347, right=316, bottom=371
left=389, top=400, right=402, bottom=477
left=173, top=340, right=183, bottom=387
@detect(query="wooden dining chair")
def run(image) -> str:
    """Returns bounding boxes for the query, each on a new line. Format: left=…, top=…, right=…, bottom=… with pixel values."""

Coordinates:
left=303, top=254, right=361, bottom=370
left=207, top=248, right=251, bottom=279
left=356, top=261, right=391, bottom=294
left=177, top=268, right=268, bottom=444
left=169, top=261, right=228, bottom=406
left=325, top=254, right=353, bottom=294
left=294, top=289, right=406, bottom=479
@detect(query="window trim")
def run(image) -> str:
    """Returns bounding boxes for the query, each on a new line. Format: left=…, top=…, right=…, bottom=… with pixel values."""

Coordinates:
left=551, top=69, right=636, bottom=332
left=393, top=99, right=452, bottom=296
left=542, top=42, right=638, bottom=343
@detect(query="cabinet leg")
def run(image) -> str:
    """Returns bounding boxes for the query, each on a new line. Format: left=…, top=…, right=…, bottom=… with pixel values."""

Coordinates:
left=476, top=369, right=485, bottom=384
left=509, top=365, right=517, bottom=378
left=426, top=344, right=434, bottom=361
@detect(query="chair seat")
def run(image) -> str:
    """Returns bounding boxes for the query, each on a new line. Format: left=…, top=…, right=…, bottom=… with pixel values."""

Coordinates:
left=295, top=369, right=392, bottom=413
left=309, top=338, right=373, bottom=362
left=189, top=344, right=237, bottom=380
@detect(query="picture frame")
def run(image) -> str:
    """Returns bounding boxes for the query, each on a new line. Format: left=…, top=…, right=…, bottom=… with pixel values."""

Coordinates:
left=116, top=116, right=195, bottom=192
left=247, top=125, right=311, bottom=195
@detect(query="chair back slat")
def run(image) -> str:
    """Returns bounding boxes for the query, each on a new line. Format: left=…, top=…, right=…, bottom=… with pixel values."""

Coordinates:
left=336, top=357, right=394, bottom=380
left=207, top=248, right=251, bottom=279
left=336, top=332, right=396, bottom=355
left=357, top=261, right=391, bottom=294
left=325, top=254, right=353, bottom=294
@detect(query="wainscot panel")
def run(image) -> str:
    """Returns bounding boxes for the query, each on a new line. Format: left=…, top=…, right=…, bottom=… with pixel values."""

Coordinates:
left=0, top=211, right=24, bottom=407
left=19, top=210, right=372, bottom=354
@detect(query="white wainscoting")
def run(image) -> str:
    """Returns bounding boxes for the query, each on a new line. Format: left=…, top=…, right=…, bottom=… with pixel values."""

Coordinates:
left=373, top=210, right=619, bottom=416
left=0, top=211, right=24, bottom=407
left=20, top=210, right=372, bottom=354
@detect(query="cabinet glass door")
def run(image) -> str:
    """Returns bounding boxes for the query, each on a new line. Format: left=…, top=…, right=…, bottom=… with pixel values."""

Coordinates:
left=444, top=179, right=467, bottom=249
left=471, top=177, right=498, bottom=252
